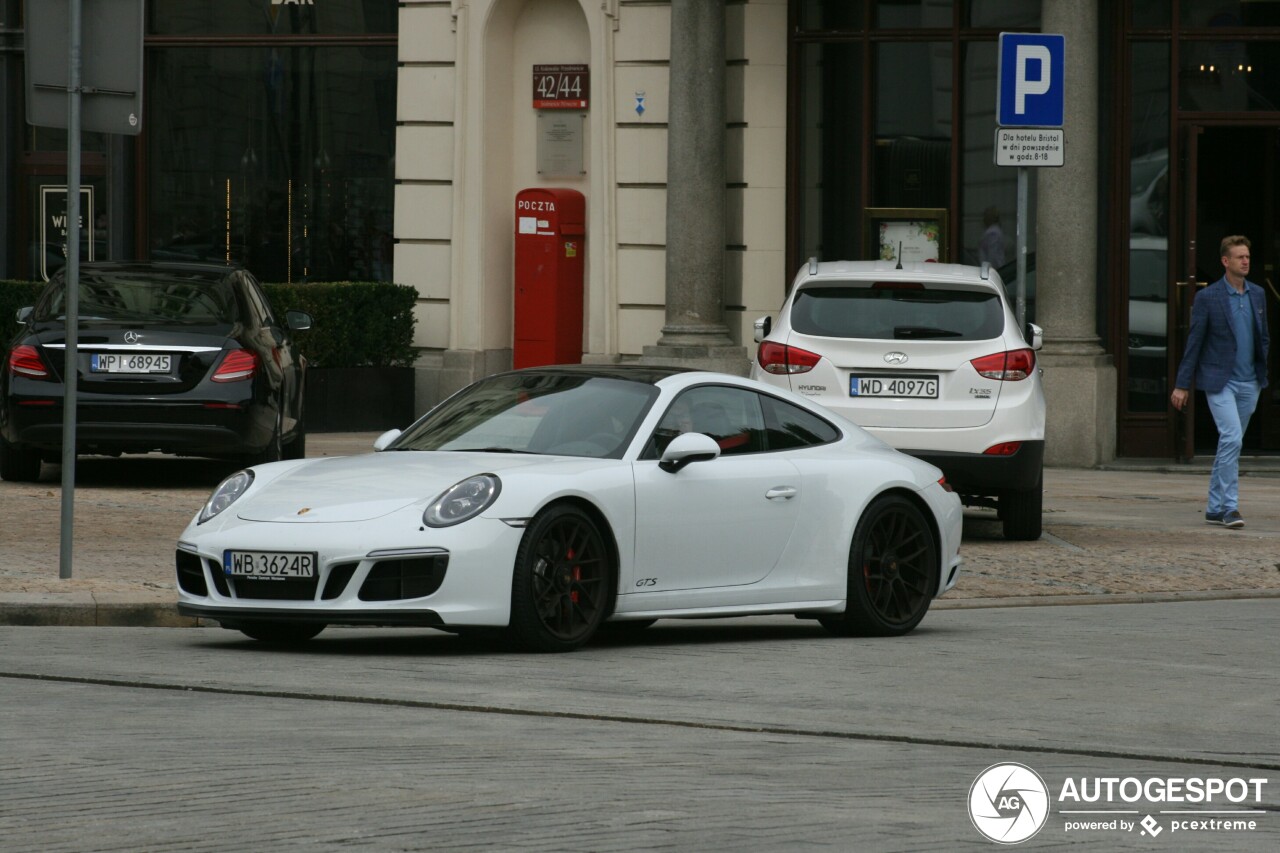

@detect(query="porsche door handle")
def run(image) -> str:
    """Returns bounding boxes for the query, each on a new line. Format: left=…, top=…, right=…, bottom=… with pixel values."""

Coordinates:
left=765, top=486, right=797, bottom=501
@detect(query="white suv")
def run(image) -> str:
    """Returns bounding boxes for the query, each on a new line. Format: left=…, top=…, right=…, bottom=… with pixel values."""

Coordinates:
left=751, top=259, right=1046, bottom=540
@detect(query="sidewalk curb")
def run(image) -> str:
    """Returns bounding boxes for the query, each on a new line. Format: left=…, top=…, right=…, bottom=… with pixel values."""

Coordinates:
left=2, top=589, right=1278, bottom=628
left=934, top=588, right=1280, bottom=609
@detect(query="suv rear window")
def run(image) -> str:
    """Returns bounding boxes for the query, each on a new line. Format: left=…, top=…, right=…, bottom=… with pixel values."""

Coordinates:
left=790, top=284, right=1004, bottom=341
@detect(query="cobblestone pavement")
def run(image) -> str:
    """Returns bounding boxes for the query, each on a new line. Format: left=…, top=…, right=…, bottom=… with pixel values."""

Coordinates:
left=1, top=434, right=1278, bottom=622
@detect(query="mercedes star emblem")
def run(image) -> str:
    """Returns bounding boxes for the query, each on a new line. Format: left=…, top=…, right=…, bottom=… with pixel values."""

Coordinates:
left=124, top=331, right=142, bottom=344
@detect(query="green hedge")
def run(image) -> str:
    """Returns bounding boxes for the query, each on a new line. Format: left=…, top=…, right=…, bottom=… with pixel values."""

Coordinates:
left=262, top=282, right=417, bottom=368
left=1, top=279, right=417, bottom=369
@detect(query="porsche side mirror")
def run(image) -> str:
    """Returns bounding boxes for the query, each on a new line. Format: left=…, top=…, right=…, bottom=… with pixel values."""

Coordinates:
left=753, top=315, right=772, bottom=343
left=659, top=432, right=721, bottom=474
left=373, top=429, right=402, bottom=451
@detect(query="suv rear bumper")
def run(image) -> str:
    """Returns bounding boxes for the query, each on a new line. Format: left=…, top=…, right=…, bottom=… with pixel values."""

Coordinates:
left=901, top=440, right=1043, bottom=495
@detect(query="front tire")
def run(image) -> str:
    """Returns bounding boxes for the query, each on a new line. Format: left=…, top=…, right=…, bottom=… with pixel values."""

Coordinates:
left=508, top=505, right=614, bottom=652
left=0, top=436, right=42, bottom=482
left=238, top=622, right=325, bottom=644
left=820, top=493, right=939, bottom=637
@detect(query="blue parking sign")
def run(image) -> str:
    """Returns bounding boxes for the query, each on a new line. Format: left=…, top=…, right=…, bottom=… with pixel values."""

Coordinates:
left=997, top=33, right=1065, bottom=128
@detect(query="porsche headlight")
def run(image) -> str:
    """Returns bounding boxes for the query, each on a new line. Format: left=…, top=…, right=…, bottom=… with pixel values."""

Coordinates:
left=424, top=474, right=501, bottom=527
left=199, top=470, right=255, bottom=524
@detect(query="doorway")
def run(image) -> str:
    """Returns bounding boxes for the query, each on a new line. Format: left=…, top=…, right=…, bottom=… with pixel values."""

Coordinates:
left=1177, top=125, right=1280, bottom=457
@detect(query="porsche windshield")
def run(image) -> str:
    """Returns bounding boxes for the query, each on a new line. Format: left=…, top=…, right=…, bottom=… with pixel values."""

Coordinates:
left=38, top=274, right=239, bottom=324
left=390, top=372, right=660, bottom=458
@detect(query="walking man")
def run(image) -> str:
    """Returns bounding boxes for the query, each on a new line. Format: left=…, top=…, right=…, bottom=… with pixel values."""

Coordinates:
left=1171, top=235, right=1270, bottom=529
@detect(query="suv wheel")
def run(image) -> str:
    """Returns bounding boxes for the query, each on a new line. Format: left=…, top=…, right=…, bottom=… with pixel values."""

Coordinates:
left=1001, top=473, right=1043, bottom=541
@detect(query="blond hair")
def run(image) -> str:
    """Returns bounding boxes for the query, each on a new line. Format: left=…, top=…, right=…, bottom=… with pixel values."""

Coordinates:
left=1220, top=235, right=1251, bottom=257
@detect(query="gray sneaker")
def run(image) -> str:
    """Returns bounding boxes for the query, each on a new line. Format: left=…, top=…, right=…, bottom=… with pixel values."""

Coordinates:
left=1223, top=510, right=1245, bottom=529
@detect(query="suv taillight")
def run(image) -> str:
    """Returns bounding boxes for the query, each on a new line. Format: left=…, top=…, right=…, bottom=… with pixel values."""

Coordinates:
left=8, top=345, right=52, bottom=380
left=970, top=348, right=1035, bottom=381
left=212, top=349, right=258, bottom=382
left=757, top=341, right=822, bottom=375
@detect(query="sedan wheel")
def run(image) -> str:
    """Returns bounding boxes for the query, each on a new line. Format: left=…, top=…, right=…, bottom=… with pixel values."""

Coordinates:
left=0, top=436, right=42, bottom=483
left=238, top=621, right=325, bottom=644
left=821, top=493, right=938, bottom=637
left=509, top=505, right=613, bottom=652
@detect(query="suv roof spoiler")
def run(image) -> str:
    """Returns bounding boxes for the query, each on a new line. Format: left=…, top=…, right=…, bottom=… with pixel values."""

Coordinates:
left=980, top=261, right=990, bottom=280
left=808, top=256, right=819, bottom=275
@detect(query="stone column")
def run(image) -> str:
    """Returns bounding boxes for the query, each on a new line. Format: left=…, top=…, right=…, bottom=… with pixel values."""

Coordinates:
left=641, top=0, right=749, bottom=374
left=1035, top=0, right=1116, bottom=466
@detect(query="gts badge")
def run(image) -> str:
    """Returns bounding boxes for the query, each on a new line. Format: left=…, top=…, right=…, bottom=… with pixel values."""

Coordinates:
left=635, top=577, right=659, bottom=588
left=970, top=387, right=993, bottom=400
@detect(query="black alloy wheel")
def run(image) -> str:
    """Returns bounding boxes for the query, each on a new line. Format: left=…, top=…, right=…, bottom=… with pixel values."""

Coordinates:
left=509, top=505, right=613, bottom=652
left=820, top=493, right=938, bottom=637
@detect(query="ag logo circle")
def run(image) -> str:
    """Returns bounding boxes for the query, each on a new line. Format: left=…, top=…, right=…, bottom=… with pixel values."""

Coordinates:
left=968, top=763, right=1050, bottom=844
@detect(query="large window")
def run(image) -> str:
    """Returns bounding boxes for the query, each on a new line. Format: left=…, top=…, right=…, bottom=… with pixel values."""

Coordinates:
left=146, top=44, right=396, bottom=283
left=789, top=3, right=1036, bottom=278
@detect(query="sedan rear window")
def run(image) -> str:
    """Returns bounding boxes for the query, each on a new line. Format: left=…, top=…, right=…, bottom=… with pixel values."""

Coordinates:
left=39, top=274, right=239, bottom=324
left=790, top=284, right=1004, bottom=341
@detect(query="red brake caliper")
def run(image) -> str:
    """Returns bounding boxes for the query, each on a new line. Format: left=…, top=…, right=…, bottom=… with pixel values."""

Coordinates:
left=568, top=548, right=580, bottom=604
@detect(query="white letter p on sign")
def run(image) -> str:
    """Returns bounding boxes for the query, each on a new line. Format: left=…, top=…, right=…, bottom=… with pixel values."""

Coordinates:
left=1015, top=45, right=1052, bottom=114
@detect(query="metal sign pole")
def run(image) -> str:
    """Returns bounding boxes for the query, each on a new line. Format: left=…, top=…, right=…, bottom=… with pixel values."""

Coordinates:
left=1016, top=166, right=1028, bottom=331
left=59, top=0, right=83, bottom=580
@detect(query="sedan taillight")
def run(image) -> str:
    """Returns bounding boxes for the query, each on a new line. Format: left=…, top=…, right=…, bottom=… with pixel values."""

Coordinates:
left=211, top=349, right=258, bottom=382
left=970, top=348, right=1036, bottom=381
left=8, top=345, right=52, bottom=380
left=757, top=341, right=822, bottom=375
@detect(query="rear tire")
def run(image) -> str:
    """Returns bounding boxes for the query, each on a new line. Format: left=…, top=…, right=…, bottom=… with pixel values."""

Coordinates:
left=0, top=436, right=42, bottom=482
left=820, top=493, right=938, bottom=637
left=1001, top=473, right=1043, bottom=541
left=238, top=622, right=325, bottom=644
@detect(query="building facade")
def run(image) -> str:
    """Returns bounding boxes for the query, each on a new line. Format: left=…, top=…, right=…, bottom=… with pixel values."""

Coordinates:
left=4, top=1, right=1280, bottom=463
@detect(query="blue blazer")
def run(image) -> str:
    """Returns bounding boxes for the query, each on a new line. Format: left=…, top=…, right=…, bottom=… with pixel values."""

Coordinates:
left=1174, top=277, right=1270, bottom=393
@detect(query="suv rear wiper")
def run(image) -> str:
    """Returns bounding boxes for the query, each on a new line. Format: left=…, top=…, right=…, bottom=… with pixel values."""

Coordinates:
left=893, top=326, right=963, bottom=339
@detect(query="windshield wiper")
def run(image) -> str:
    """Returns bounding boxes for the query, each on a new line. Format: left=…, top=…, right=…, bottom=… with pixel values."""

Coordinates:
left=894, top=326, right=963, bottom=339
left=448, top=447, right=536, bottom=454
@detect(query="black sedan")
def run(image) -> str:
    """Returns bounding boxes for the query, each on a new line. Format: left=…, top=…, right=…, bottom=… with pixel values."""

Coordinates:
left=1, top=261, right=310, bottom=482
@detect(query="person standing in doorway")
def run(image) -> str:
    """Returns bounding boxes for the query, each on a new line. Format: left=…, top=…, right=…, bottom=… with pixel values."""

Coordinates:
left=1171, top=235, right=1270, bottom=529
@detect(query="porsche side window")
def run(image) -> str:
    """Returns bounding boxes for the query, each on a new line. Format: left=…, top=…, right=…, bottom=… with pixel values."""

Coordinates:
left=648, top=387, right=765, bottom=457
left=760, top=395, right=840, bottom=449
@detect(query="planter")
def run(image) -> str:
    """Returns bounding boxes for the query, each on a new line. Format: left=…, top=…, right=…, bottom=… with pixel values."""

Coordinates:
left=304, top=366, right=415, bottom=433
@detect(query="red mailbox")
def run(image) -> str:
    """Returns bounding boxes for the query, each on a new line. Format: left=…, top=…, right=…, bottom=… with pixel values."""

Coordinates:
left=514, top=187, right=585, bottom=368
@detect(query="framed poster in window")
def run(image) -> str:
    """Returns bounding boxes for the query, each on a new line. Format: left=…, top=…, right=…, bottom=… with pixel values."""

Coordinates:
left=866, top=208, right=948, bottom=264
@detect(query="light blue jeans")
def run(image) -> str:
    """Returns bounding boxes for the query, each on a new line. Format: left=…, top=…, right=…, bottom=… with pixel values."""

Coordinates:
left=1205, top=378, right=1261, bottom=515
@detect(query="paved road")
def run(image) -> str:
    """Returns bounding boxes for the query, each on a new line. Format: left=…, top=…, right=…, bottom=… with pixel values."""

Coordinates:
left=2, top=601, right=1276, bottom=851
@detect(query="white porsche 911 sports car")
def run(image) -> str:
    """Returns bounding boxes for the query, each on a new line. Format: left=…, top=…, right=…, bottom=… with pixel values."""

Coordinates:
left=177, top=366, right=962, bottom=651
